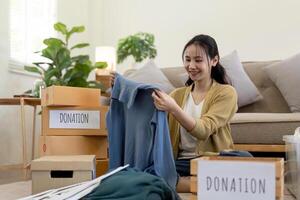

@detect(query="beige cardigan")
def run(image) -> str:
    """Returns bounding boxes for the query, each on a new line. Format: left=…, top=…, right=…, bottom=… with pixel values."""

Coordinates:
left=168, top=80, right=238, bottom=159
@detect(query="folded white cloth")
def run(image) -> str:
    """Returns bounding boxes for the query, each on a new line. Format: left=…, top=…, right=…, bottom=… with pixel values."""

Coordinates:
left=294, top=127, right=300, bottom=137
left=19, top=165, right=129, bottom=200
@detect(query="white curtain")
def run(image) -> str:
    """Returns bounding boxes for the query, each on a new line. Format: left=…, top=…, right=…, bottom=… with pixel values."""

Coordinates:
left=9, top=0, right=57, bottom=69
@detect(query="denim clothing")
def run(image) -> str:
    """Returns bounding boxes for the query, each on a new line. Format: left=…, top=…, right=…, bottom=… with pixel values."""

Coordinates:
left=175, top=159, right=192, bottom=177
left=175, top=150, right=252, bottom=177
left=219, top=150, right=253, bottom=157
left=106, top=74, right=177, bottom=190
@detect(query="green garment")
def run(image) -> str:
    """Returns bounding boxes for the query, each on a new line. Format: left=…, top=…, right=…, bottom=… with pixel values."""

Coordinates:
left=83, top=168, right=179, bottom=200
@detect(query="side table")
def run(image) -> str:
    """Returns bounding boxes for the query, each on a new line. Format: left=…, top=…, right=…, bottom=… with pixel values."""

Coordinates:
left=0, top=98, right=41, bottom=168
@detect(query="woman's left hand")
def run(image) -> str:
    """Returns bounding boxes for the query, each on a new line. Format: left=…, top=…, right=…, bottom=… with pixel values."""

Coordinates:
left=151, top=90, right=178, bottom=112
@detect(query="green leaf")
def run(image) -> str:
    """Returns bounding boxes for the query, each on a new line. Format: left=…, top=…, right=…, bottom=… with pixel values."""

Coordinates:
left=62, top=68, right=75, bottom=84
left=24, top=66, right=42, bottom=75
left=28, top=21, right=104, bottom=90
left=44, top=68, right=59, bottom=86
left=24, top=89, right=32, bottom=94
left=42, top=46, right=59, bottom=61
left=32, top=63, right=47, bottom=73
left=88, top=81, right=105, bottom=90
left=74, top=63, right=91, bottom=78
left=72, top=55, right=90, bottom=64
left=94, top=62, right=107, bottom=69
left=70, top=43, right=89, bottom=50
left=68, top=78, right=88, bottom=87
left=117, top=32, right=157, bottom=64
left=56, top=48, right=71, bottom=69
left=69, top=26, right=85, bottom=34
left=43, top=38, right=65, bottom=47
left=33, top=62, right=50, bottom=65
left=66, top=26, right=85, bottom=41
left=54, top=22, right=68, bottom=35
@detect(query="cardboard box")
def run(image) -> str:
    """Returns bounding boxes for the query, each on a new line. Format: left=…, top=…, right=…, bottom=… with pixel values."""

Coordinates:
left=283, top=135, right=300, bottom=199
left=190, top=156, right=284, bottom=200
left=39, top=136, right=108, bottom=159
left=95, top=74, right=112, bottom=92
left=41, top=86, right=101, bottom=107
left=96, top=159, right=109, bottom=177
left=42, top=106, right=108, bottom=136
left=31, top=155, right=95, bottom=194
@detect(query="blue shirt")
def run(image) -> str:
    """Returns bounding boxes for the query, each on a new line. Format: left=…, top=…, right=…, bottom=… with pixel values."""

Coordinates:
left=106, top=74, right=177, bottom=189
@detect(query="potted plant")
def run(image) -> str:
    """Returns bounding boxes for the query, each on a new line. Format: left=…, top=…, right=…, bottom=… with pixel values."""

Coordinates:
left=24, top=22, right=107, bottom=97
left=116, top=32, right=157, bottom=67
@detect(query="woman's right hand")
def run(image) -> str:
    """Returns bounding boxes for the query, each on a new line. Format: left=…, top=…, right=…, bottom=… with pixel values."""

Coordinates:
left=152, top=89, right=179, bottom=113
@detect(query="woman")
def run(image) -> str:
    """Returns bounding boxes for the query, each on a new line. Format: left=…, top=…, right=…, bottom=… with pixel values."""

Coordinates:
left=151, top=34, right=238, bottom=192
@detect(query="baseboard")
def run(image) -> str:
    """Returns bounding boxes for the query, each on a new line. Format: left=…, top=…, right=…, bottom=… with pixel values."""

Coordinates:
left=0, top=164, right=24, bottom=170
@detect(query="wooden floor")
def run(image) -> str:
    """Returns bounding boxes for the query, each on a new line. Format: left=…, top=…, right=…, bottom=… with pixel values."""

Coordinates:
left=0, top=167, right=31, bottom=185
left=0, top=168, right=296, bottom=200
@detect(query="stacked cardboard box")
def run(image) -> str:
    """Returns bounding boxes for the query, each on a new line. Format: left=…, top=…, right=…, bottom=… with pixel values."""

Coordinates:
left=190, top=156, right=284, bottom=200
left=31, top=155, right=96, bottom=194
left=39, top=86, right=109, bottom=177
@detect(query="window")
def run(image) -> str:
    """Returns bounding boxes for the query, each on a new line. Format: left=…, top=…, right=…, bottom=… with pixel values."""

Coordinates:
left=9, top=0, right=57, bottom=70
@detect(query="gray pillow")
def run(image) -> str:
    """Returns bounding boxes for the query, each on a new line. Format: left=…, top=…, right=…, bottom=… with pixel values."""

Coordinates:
left=179, top=50, right=263, bottom=107
left=125, top=60, right=175, bottom=94
left=264, top=53, right=300, bottom=112
left=220, top=50, right=263, bottom=107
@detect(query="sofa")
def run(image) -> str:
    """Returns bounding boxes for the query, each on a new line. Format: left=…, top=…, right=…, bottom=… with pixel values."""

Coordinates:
left=123, top=60, right=300, bottom=153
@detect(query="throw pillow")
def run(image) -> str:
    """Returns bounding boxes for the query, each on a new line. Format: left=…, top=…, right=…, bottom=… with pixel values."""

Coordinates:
left=179, top=50, right=263, bottom=107
left=220, top=50, right=263, bottom=107
left=125, top=60, right=175, bottom=94
left=264, top=53, right=300, bottom=112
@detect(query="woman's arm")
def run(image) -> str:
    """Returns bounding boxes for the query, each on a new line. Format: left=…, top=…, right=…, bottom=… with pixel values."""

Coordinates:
left=152, top=86, right=237, bottom=141
left=152, top=90, right=196, bottom=131
left=189, top=86, right=237, bottom=140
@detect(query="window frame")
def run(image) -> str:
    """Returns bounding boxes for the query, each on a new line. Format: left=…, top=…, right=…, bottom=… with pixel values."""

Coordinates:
left=8, top=0, right=57, bottom=75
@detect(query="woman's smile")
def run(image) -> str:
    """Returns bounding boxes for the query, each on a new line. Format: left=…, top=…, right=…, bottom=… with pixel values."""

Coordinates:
left=188, top=70, right=201, bottom=78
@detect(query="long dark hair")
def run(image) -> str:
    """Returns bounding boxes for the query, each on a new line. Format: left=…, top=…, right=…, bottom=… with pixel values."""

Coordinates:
left=182, top=34, right=230, bottom=86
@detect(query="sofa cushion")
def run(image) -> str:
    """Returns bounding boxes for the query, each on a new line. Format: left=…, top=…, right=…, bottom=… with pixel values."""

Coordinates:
left=230, top=113, right=300, bottom=144
left=238, top=61, right=290, bottom=113
left=220, top=50, right=263, bottom=107
left=163, top=51, right=263, bottom=107
left=264, top=53, right=300, bottom=112
left=126, top=60, right=291, bottom=113
left=124, top=60, right=175, bottom=94
left=160, top=67, right=186, bottom=88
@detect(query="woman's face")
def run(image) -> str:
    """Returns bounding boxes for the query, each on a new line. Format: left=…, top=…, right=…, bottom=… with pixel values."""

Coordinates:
left=183, top=44, right=217, bottom=82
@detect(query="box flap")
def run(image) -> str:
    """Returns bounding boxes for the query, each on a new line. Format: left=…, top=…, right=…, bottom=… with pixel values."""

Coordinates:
left=31, top=155, right=96, bottom=171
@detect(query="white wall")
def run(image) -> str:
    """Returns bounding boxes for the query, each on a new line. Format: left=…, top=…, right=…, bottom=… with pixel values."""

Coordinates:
left=1, top=0, right=300, bottom=165
left=98, top=0, right=300, bottom=72
left=0, top=0, right=94, bottom=165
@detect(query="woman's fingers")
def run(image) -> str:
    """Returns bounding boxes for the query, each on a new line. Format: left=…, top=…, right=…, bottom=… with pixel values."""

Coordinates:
left=110, top=71, right=116, bottom=87
left=152, top=91, right=161, bottom=101
left=152, top=91, right=164, bottom=110
left=154, top=89, right=164, bottom=98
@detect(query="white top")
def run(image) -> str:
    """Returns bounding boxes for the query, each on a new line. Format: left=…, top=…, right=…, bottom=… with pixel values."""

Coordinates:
left=178, top=93, right=203, bottom=159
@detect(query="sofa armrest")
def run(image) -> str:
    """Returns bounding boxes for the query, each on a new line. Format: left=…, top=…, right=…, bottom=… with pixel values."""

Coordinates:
left=230, top=113, right=300, bottom=145
left=231, top=113, right=300, bottom=124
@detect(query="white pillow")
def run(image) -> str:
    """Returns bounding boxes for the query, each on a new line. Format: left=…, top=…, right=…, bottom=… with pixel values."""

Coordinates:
left=125, top=60, right=175, bottom=94
left=264, top=53, right=300, bottom=112
left=220, top=50, right=262, bottom=107
left=178, top=50, right=262, bottom=107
